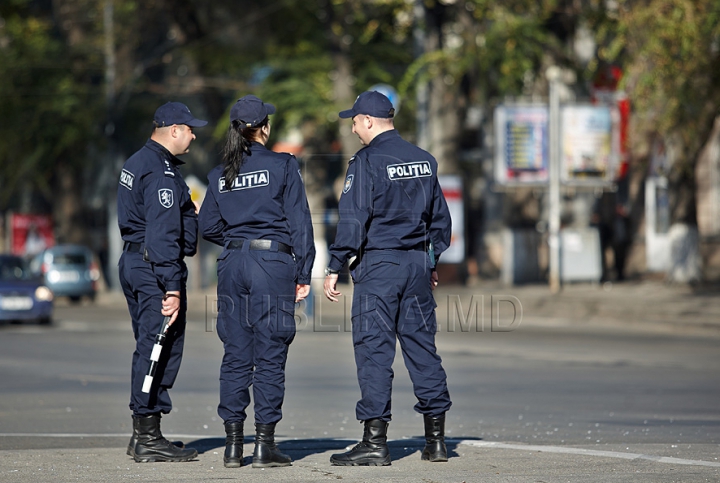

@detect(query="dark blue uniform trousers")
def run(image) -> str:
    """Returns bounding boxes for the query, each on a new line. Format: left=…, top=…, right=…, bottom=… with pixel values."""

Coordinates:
left=351, top=249, right=451, bottom=422
left=119, top=252, right=187, bottom=416
left=215, top=243, right=296, bottom=425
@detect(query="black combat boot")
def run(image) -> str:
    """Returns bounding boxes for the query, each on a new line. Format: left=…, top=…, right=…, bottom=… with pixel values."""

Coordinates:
left=223, top=421, right=244, bottom=468
left=252, top=423, right=292, bottom=468
left=126, top=416, right=184, bottom=457
left=421, top=414, right=448, bottom=462
left=330, top=419, right=391, bottom=466
left=133, top=414, right=198, bottom=463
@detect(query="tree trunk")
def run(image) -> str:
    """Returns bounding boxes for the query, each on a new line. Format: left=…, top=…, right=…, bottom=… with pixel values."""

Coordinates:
left=53, top=161, right=86, bottom=245
left=423, top=3, right=462, bottom=175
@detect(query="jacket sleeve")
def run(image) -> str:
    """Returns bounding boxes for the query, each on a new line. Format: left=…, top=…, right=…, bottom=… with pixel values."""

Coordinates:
left=143, top=172, right=185, bottom=292
left=198, top=178, right=226, bottom=247
left=327, top=155, right=373, bottom=272
left=181, top=189, right=198, bottom=257
left=283, top=156, right=315, bottom=284
left=429, top=176, right=452, bottom=266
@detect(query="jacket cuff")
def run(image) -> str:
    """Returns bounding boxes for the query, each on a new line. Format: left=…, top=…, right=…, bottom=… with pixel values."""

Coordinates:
left=164, top=280, right=182, bottom=292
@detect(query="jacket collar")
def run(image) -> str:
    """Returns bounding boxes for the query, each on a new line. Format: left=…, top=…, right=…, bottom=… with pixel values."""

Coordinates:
left=145, top=139, right=185, bottom=166
left=369, top=129, right=399, bottom=147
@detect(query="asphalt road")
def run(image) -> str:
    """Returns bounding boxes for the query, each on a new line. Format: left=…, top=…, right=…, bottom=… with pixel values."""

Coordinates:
left=1, top=289, right=719, bottom=481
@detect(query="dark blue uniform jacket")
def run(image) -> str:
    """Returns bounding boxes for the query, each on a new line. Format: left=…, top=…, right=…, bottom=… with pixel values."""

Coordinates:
left=328, top=129, right=451, bottom=272
left=117, top=139, right=198, bottom=292
left=199, top=142, right=315, bottom=285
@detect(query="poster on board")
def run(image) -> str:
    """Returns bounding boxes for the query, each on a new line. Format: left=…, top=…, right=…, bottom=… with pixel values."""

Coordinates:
left=10, top=213, right=55, bottom=257
left=438, top=175, right=464, bottom=264
left=560, top=105, right=616, bottom=183
left=494, top=105, right=549, bottom=185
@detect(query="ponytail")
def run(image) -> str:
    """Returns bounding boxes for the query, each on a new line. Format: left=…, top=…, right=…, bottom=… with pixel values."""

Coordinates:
left=222, top=120, right=250, bottom=183
left=222, top=117, right=268, bottom=184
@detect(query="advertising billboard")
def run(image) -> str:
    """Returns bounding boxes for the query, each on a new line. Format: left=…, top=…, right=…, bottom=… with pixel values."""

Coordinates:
left=494, top=105, right=549, bottom=185
left=560, top=105, right=616, bottom=183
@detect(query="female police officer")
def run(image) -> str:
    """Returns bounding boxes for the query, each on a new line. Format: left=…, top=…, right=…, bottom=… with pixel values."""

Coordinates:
left=198, top=95, right=315, bottom=469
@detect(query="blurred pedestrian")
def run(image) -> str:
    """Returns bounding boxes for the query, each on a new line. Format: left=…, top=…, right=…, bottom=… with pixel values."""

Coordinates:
left=117, top=101, right=206, bottom=462
left=199, top=95, right=315, bottom=469
left=323, top=91, right=453, bottom=466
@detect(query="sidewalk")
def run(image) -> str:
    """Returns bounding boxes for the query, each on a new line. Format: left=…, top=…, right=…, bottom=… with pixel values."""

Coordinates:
left=96, top=279, right=720, bottom=336
left=436, top=279, right=720, bottom=336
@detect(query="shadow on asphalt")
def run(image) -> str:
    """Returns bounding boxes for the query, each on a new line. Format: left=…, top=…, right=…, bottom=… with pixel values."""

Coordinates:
left=188, top=436, right=480, bottom=462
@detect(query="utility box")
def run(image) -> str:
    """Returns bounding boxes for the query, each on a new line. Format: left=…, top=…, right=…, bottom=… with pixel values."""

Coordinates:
left=502, top=228, right=541, bottom=285
left=560, top=227, right=602, bottom=282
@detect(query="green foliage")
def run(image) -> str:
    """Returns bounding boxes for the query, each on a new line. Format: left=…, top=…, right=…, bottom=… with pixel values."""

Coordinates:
left=0, top=2, right=103, bottom=210
left=399, top=0, right=560, bottom=101
left=598, top=0, right=720, bottom=155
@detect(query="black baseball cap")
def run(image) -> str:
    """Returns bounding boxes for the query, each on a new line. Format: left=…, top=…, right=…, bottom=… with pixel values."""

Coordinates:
left=230, top=95, right=276, bottom=127
left=339, top=91, right=395, bottom=119
left=153, top=102, right=208, bottom=127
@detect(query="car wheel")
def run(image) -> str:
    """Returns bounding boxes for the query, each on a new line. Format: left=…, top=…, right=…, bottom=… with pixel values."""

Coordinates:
left=69, top=296, right=82, bottom=304
left=39, top=317, right=52, bottom=325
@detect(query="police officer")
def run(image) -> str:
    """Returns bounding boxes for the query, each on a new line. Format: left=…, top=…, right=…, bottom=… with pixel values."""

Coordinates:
left=198, top=95, right=315, bottom=469
left=117, top=101, right=206, bottom=463
left=323, top=91, right=452, bottom=466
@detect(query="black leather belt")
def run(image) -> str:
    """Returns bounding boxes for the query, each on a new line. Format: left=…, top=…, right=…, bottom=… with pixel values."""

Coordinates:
left=227, top=239, right=292, bottom=255
left=123, top=241, right=144, bottom=253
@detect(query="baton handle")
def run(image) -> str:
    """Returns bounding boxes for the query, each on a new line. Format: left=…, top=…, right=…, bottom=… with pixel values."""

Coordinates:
left=141, top=316, right=171, bottom=393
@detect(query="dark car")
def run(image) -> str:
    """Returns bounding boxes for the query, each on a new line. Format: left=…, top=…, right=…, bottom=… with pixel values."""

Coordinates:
left=31, top=245, right=99, bottom=303
left=0, top=254, right=53, bottom=324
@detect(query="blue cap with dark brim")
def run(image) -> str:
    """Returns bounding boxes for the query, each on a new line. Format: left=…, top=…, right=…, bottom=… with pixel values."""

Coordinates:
left=154, top=102, right=208, bottom=127
left=230, top=95, right=276, bottom=127
left=339, top=91, right=395, bottom=119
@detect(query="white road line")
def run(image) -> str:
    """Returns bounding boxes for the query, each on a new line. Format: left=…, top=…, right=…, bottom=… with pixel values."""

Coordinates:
left=461, top=440, right=720, bottom=468
left=1, top=434, right=718, bottom=468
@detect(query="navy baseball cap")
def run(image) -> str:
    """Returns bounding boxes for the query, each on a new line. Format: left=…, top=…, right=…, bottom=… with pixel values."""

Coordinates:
left=339, top=91, right=395, bottom=119
left=154, top=102, right=207, bottom=127
left=230, top=95, right=276, bottom=127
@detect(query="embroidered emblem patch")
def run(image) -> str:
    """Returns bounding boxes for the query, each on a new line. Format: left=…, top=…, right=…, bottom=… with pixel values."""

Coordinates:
left=119, top=169, right=134, bottom=190
left=158, top=189, right=174, bottom=208
left=343, top=174, right=354, bottom=194
left=387, top=161, right=432, bottom=180
left=219, top=170, right=270, bottom=193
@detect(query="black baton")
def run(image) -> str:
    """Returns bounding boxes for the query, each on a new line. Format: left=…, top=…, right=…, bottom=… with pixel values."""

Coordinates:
left=141, top=316, right=171, bottom=393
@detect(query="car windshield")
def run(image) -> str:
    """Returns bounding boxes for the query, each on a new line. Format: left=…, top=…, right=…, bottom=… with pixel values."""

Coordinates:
left=0, top=258, right=33, bottom=281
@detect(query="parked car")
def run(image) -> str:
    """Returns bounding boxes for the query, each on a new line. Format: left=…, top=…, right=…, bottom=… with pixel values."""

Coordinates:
left=0, top=254, right=53, bottom=324
left=31, top=245, right=100, bottom=303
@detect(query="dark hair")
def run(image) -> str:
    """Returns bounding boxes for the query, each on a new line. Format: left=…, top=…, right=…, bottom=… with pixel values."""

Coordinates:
left=222, top=117, right=268, bottom=183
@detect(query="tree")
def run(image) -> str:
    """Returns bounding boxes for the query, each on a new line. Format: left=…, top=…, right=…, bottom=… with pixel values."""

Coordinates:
left=595, top=0, right=720, bottom=280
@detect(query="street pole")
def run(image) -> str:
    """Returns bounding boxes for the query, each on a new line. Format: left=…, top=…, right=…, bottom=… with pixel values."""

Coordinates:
left=547, top=67, right=561, bottom=293
left=104, top=0, right=121, bottom=290
left=414, top=0, right=429, bottom=150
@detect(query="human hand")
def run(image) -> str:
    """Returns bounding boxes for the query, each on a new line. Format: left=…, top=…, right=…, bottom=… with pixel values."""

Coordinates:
left=295, top=284, right=310, bottom=302
left=323, top=274, right=341, bottom=302
left=162, top=291, right=181, bottom=325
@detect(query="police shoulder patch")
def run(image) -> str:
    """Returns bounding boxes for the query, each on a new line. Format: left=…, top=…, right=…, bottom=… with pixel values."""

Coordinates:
left=120, top=169, right=134, bottom=190
left=343, top=174, right=354, bottom=194
left=386, top=160, right=432, bottom=181
left=158, top=188, right=174, bottom=208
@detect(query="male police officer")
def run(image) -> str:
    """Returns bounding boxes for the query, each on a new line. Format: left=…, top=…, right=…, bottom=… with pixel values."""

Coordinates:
left=323, top=91, right=452, bottom=466
left=117, top=101, right=206, bottom=463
